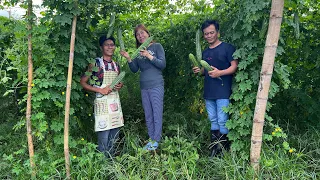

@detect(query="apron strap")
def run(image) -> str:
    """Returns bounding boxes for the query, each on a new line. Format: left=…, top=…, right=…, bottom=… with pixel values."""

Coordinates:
left=97, top=57, right=119, bottom=73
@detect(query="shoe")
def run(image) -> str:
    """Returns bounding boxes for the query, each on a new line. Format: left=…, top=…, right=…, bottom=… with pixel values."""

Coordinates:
left=147, top=141, right=158, bottom=151
left=143, top=141, right=152, bottom=150
left=220, top=134, right=231, bottom=152
left=209, top=130, right=221, bottom=158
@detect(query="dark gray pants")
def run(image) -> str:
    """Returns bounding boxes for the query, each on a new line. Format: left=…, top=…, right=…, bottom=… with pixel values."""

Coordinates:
left=97, top=128, right=119, bottom=157
left=141, top=85, right=164, bottom=142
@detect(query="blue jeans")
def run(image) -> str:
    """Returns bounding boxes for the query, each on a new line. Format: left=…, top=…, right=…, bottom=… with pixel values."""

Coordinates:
left=97, top=128, right=120, bottom=157
left=205, top=99, right=230, bottom=134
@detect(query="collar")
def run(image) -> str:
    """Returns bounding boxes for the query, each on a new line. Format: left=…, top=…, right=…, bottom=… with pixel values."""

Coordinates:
left=103, top=59, right=112, bottom=63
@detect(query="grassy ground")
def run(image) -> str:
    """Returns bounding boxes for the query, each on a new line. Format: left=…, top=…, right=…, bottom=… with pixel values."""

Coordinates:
left=1, top=117, right=319, bottom=180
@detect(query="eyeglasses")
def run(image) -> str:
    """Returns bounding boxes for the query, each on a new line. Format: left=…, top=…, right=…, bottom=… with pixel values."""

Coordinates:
left=104, top=43, right=115, bottom=47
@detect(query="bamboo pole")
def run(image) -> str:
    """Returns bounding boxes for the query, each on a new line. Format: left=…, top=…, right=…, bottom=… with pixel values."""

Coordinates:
left=26, top=0, right=36, bottom=176
left=250, top=0, right=284, bottom=172
left=64, top=16, right=77, bottom=179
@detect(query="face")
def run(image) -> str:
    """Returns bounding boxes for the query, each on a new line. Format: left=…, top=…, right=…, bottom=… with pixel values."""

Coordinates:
left=203, top=25, right=219, bottom=45
left=135, top=29, right=150, bottom=44
left=101, top=39, right=115, bottom=56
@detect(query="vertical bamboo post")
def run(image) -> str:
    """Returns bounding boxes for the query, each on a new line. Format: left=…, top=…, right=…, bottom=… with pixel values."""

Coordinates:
left=250, top=0, right=284, bottom=172
left=26, top=0, right=35, bottom=176
left=64, top=16, right=77, bottom=179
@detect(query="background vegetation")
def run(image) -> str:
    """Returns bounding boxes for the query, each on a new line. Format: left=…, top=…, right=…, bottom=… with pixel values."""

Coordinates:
left=0, top=0, right=319, bottom=179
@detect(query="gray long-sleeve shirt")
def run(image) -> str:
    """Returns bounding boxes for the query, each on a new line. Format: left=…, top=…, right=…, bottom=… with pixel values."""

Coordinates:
left=128, top=43, right=166, bottom=89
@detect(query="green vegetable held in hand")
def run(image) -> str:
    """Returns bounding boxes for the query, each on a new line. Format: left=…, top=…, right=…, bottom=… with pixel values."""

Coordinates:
left=130, top=36, right=153, bottom=60
left=107, top=26, right=114, bottom=39
left=200, top=60, right=223, bottom=84
left=108, top=13, right=115, bottom=28
left=189, top=53, right=202, bottom=76
left=200, top=60, right=213, bottom=71
left=196, top=29, right=202, bottom=61
left=117, top=28, right=125, bottom=51
left=189, top=53, right=200, bottom=67
left=107, top=13, right=116, bottom=38
left=110, top=71, right=126, bottom=89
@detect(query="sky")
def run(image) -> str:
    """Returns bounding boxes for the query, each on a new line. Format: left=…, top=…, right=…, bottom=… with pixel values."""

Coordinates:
left=0, top=0, right=43, bottom=19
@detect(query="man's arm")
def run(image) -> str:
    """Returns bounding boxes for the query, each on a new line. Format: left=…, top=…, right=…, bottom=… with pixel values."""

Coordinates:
left=80, top=64, right=112, bottom=95
left=220, top=60, right=238, bottom=76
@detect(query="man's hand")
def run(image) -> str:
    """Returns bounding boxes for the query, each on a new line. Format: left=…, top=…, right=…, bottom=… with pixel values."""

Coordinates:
left=114, top=82, right=123, bottom=91
left=208, top=66, right=222, bottom=78
left=192, top=66, right=201, bottom=74
left=99, top=85, right=112, bottom=95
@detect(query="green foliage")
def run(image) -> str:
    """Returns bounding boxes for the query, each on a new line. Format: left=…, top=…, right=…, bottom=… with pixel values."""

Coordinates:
left=0, top=0, right=319, bottom=178
left=270, top=0, right=320, bottom=129
left=107, top=135, right=199, bottom=179
left=2, top=121, right=318, bottom=179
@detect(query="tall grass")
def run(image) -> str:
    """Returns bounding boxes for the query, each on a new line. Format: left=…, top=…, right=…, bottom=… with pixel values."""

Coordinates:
left=71, top=126, right=320, bottom=179
left=1, top=112, right=319, bottom=179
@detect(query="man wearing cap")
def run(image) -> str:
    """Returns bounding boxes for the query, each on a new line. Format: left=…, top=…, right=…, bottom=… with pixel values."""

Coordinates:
left=80, top=35, right=124, bottom=157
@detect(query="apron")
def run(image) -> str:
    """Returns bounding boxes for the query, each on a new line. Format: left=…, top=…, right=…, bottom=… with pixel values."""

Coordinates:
left=94, top=58, right=124, bottom=132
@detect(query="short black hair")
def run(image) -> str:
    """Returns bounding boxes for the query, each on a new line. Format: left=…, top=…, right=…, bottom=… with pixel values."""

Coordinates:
left=99, top=35, right=116, bottom=46
left=201, top=20, right=220, bottom=32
